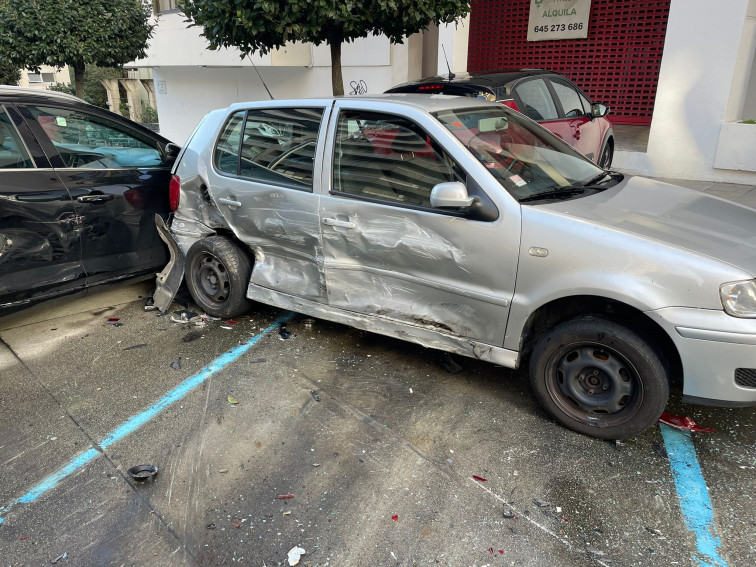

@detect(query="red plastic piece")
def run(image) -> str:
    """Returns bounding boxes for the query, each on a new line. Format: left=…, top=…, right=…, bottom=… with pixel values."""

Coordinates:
left=499, top=550, right=505, bottom=555
left=224, top=320, right=239, bottom=325
left=19, top=536, right=29, bottom=540
left=472, top=475, right=488, bottom=482
left=488, top=548, right=494, bottom=554
left=391, top=515, right=399, bottom=521
left=107, top=317, right=120, bottom=322
left=658, top=413, right=715, bottom=433
left=277, top=494, right=295, bottom=499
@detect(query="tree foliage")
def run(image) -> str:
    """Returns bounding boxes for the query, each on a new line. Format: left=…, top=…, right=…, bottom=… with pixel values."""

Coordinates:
left=0, top=0, right=155, bottom=98
left=0, top=58, right=21, bottom=86
left=179, top=0, right=470, bottom=95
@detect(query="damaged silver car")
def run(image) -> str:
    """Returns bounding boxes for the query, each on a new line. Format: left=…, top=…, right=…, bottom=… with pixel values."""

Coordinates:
left=154, top=95, right=756, bottom=439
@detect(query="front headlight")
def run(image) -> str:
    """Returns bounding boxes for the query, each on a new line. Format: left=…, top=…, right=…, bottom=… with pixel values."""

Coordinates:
left=720, top=280, right=756, bottom=318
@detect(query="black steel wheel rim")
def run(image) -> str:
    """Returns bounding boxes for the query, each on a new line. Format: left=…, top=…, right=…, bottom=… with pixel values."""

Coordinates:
left=193, top=252, right=230, bottom=305
left=544, top=341, right=643, bottom=426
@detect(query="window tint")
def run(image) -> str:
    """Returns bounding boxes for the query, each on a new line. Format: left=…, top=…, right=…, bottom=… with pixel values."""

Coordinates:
left=0, top=108, right=33, bottom=169
left=28, top=106, right=162, bottom=169
left=237, top=107, right=323, bottom=189
left=214, top=111, right=245, bottom=174
left=551, top=80, right=586, bottom=118
left=514, top=79, right=559, bottom=121
left=333, top=110, right=460, bottom=207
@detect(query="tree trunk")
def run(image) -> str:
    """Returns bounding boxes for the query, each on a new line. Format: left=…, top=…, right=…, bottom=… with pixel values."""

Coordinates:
left=330, top=40, right=344, bottom=96
left=73, top=61, right=85, bottom=99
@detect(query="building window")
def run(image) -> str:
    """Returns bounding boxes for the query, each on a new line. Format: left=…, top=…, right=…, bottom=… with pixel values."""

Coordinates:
left=27, top=72, right=56, bottom=84
left=153, top=0, right=178, bottom=13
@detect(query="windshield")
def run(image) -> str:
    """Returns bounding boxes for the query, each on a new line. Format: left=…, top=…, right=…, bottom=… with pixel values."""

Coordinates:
left=435, top=107, right=606, bottom=201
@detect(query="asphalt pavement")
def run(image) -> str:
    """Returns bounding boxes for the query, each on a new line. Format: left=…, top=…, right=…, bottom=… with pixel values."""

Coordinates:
left=0, top=176, right=754, bottom=566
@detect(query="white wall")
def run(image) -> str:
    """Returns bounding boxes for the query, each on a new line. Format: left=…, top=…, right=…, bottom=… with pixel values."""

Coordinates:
left=616, top=0, right=756, bottom=183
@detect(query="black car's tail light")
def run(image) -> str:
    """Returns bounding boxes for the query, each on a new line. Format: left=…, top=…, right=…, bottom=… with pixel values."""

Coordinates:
left=169, top=174, right=180, bottom=211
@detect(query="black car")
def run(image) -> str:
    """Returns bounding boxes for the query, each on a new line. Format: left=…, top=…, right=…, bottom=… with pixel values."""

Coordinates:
left=0, top=86, right=178, bottom=314
left=386, top=70, right=614, bottom=168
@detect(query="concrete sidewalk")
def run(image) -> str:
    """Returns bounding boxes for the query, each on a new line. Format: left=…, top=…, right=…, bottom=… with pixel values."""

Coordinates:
left=625, top=174, right=756, bottom=209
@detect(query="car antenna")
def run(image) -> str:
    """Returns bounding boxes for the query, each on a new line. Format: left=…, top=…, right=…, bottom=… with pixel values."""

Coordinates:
left=441, top=45, right=455, bottom=81
left=246, top=54, right=274, bottom=100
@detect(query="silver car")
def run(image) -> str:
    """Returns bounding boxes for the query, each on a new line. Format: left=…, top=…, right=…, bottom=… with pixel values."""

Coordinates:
left=154, top=95, right=756, bottom=439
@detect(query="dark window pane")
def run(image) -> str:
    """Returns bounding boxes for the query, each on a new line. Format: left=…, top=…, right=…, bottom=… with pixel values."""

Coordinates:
left=0, top=108, right=34, bottom=169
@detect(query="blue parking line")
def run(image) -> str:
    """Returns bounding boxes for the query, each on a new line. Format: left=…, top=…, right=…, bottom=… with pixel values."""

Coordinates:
left=661, top=423, right=728, bottom=567
left=0, top=312, right=294, bottom=524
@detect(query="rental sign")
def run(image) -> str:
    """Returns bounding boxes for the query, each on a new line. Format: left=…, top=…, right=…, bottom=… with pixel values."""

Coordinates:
left=527, top=0, right=591, bottom=41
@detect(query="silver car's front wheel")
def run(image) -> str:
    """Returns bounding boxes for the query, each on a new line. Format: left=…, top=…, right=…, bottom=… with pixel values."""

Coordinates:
left=529, top=317, right=669, bottom=439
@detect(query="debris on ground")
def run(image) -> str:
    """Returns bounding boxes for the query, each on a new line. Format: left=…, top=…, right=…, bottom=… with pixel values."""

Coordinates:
left=224, top=320, right=239, bottom=325
left=472, top=475, right=488, bottom=482
left=503, top=510, right=517, bottom=519
left=227, top=395, right=239, bottom=405
left=659, top=413, right=715, bottom=432
left=182, top=331, right=204, bottom=342
left=170, top=358, right=182, bottom=371
left=127, top=464, right=158, bottom=482
left=438, top=352, right=462, bottom=374
left=287, top=546, right=306, bottom=566
left=206, top=523, right=216, bottom=530
left=303, top=318, right=315, bottom=329
left=278, top=494, right=295, bottom=499
left=586, top=546, right=605, bottom=558
left=51, top=552, right=67, bottom=564
left=652, top=442, right=668, bottom=459
left=279, top=323, right=293, bottom=340
left=391, top=515, right=399, bottom=521
left=310, top=390, right=321, bottom=402
left=123, top=344, right=148, bottom=351
left=534, top=499, right=552, bottom=508
left=144, top=297, right=157, bottom=311
left=645, top=527, right=663, bottom=537
left=106, top=317, right=123, bottom=327
left=251, top=358, right=267, bottom=363
left=613, top=439, right=625, bottom=450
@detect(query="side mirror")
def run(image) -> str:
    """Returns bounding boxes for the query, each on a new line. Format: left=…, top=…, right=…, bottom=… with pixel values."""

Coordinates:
left=430, top=182, right=475, bottom=208
left=164, top=142, right=181, bottom=162
left=591, top=103, right=610, bottom=118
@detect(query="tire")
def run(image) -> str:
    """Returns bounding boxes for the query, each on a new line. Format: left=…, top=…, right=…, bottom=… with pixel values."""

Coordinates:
left=185, top=236, right=254, bottom=319
left=529, top=317, right=669, bottom=439
left=597, top=138, right=613, bottom=169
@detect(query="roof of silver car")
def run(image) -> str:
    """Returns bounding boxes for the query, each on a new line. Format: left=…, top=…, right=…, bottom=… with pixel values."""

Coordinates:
left=226, top=94, right=497, bottom=114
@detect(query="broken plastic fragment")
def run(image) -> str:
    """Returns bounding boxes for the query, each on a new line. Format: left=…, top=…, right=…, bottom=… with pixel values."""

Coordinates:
left=182, top=331, right=203, bottom=342
left=439, top=352, right=462, bottom=374
left=472, top=475, right=488, bottom=482
left=503, top=510, right=516, bottom=519
left=224, top=320, right=239, bottom=325
left=586, top=546, right=605, bottom=557
left=227, top=395, right=239, bottom=405
left=310, top=390, right=321, bottom=402
left=107, top=317, right=120, bottom=322
left=533, top=499, right=552, bottom=508
left=279, top=324, right=292, bottom=340
left=170, top=358, right=181, bottom=371
left=652, top=443, right=668, bottom=459
left=232, top=521, right=241, bottom=528
left=391, top=515, right=399, bottom=521
left=658, top=413, right=715, bottom=432
left=646, top=527, right=663, bottom=536
left=278, top=494, right=295, bottom=499
left=51, top=552, right=68, bottom=564
left=287, top=546, right=306, bottom=566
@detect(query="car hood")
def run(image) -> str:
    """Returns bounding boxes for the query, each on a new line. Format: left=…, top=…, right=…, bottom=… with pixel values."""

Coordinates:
left=544, top=176, right=756, bottom=278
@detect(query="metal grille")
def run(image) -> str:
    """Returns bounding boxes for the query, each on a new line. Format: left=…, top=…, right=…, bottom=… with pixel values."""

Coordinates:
left=735, top=368, right=756, bottom=389
left=468, top=0, right=671, bottom=125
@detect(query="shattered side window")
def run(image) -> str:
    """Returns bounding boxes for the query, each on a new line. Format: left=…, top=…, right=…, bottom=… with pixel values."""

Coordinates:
left=237, top=107, right=324, bottom=190
left=214, top=111, right=245, bottom=175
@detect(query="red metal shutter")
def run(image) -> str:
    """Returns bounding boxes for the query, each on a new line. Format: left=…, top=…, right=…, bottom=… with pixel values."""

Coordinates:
left=468, top=0, right=671, bottom=125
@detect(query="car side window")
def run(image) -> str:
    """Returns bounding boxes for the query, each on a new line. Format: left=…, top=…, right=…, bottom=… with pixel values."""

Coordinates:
left=237, top=107, right=323, bottom=190
left=551, top=80, right=587, bottom=118
left=27, top=106, right=163, bottom=169
left=514, top=79, right=559, bottom=121
left=333, top=110, right=461, bottom=208
left=0, top=108, right=34, bottom=169
left=214, top=111, right=245, bottom=175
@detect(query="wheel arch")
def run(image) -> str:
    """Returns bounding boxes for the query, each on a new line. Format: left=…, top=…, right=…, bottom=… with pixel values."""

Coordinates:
left=518, top=295, right=682, bottom=383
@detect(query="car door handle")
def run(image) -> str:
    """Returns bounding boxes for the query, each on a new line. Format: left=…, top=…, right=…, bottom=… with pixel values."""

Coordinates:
left=217, top=197, right=242, bottom=209
left=322, top=217, right=355, bottom=229
left=77, top=194, right=115, bottom=204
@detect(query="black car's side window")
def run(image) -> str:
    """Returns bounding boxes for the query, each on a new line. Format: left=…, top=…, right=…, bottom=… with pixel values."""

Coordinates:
left=226, top=107, right=324, bottom=190
left=333, top=110, right=461, bottom=208
left=26, top=106, right=162, bottom=169
left=0, top=108, right=34, bottom=169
